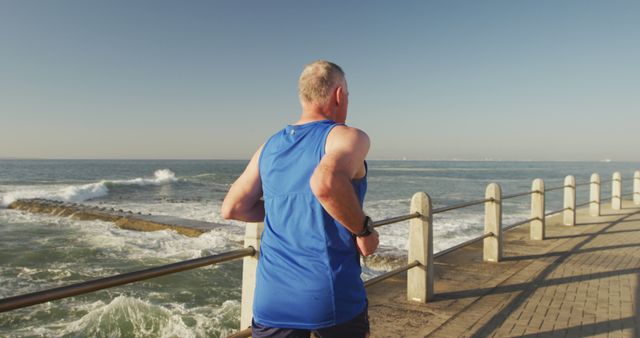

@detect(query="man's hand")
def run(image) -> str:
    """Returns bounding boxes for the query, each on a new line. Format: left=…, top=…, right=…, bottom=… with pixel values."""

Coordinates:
left=356, top=229, right=379, bottom=256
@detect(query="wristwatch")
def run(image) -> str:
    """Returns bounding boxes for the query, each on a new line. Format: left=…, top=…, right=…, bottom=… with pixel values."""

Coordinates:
left=355, top=216, right=374, bottom=237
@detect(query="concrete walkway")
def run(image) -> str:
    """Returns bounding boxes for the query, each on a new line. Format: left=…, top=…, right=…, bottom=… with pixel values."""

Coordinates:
left=367, top=200, right=640, bottom=337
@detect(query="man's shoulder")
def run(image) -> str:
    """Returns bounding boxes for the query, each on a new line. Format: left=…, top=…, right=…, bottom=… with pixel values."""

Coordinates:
left=326, top=125, right=370, bottom=154
left=329, top=125, right=369, bottom=143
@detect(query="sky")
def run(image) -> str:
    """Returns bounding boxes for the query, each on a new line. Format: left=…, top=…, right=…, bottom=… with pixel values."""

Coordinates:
left=0, top=1, right=638, bottom=161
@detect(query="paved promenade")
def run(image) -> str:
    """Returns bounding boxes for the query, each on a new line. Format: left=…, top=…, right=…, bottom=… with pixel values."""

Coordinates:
left=367, top=200, right=640, bottom=337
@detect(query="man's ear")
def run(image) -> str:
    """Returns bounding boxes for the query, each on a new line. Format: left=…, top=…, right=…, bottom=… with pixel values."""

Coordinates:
left=335, top=86, right=345, bottom=106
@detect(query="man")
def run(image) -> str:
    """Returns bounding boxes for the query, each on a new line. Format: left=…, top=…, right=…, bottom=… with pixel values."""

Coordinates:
left=221, top=60, right=379, bottom=338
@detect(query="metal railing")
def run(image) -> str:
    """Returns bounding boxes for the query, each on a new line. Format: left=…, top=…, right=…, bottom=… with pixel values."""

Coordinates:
left=231, top=170, right=635, bottom=336
left=545, top=208, right=567, bottom=217
left=502, top=190, right=536, bottom=200
left=2, top=170, right=638, bottom=338
left=364, top=260, right=421, bottom=288
left=434, top=232, right=494, bottom=258
left=433, top=197, right=494, bottom=214
left=504, top=218, right=537, bottom=232
left=0, top=247, right=255, bottom=313
left=353, top=181, right=561, bottom=293
left=372, top=212, right=420, bottom=228
left=351, top=171, right=638, bottom=297
left=544, top=184, right=566, bottom=192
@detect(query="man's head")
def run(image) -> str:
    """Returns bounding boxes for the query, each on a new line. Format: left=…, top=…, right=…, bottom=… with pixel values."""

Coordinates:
left=298, top=60, right=349, bottom=123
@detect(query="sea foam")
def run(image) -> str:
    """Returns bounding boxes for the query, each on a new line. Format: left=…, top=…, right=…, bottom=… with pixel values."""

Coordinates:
left=0, top=169, right=177, bottom=207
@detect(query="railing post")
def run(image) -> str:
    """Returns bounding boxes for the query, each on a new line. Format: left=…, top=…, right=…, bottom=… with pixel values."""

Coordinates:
left=563, top=175, right=576, bottom=226
left=634, top=171, right=640, bottom=205
left=407, top=192, right=433, bottom=303
left=240, top=221, right=264, bottom=330
left=483, top=183, right=502, bottom=262
left=589, top=173, right=600, bottom=217
left=612, top=172, right=622, bottom=210
left=530, top=179, right=545, bottom=240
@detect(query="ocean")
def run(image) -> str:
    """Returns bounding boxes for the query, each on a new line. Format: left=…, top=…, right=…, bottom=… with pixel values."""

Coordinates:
left=0, top=160, right=637, bottom=337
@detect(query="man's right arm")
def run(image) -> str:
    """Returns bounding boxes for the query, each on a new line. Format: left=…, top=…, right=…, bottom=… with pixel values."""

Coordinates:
left=309, top=126, right=379, bottom=256
left=221, top=145, right=265, bottom=222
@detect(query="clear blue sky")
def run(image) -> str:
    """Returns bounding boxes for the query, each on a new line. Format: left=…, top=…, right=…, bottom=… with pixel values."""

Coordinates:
left=1, top=1, right=638, bottom=161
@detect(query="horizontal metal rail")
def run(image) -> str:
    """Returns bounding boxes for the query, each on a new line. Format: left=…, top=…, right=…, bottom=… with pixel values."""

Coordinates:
left=433, top=198, right=494, bottom=214
left=575, top=182, right=591, bottom=187
left=434, top=232, right=494, bottom=258
left=575, top=201, right=591, bottom=208
left=601, top=179, right=613, bottom=184
left=372, top=212, right=421, bottom=228
left=502, top=190, right=536, bottom=200
left=544, top=208, right=566, bottom=217
left=364, top=260, right=421, bottom=288
left=0, top=247, right=256, bottom=313
left=503, top=217, right=537, bottom=232
left=622, top=192, right=634, bottom=197
left=544, top=185, right=566, bottom=192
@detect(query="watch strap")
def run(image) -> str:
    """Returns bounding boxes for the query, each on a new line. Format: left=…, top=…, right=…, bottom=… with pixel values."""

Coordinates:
left=355, top=216, right=373, bottom=237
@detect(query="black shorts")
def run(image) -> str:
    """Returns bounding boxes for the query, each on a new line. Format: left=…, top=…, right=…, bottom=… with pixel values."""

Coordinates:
left=251, top=308, right=370, bottom=338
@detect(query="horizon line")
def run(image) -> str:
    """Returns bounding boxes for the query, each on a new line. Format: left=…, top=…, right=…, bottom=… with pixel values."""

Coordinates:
left=0, top=157, right=637, bottom=163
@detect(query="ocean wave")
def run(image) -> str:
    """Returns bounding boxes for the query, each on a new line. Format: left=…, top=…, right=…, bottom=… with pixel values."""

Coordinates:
left=0, top=209, right=236, bottom=260
left=107, top=168, right=178, bottom=187
left=79, top=225, right=234, bottom=261
left=61, top=296, right=240, bottom=338
left=0, top=169, right=177, bottom=207
left=5, top=295, right=241, bottom=338
left=60, top=295, right=194, bottom=337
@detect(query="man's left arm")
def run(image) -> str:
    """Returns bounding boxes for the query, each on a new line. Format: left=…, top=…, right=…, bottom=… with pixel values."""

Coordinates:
left=221, top=145, right=265, bottom=222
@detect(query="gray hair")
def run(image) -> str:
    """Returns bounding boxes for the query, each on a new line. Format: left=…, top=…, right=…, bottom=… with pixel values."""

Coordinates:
left=298, top=60, right=345, bottom=105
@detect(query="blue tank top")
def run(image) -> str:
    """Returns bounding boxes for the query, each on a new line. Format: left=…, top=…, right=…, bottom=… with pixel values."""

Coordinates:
left=254, top=119, right=367, bottom=329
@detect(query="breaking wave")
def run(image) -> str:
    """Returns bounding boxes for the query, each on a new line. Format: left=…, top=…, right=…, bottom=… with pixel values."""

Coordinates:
left=0, top=169, right=177, bottom=207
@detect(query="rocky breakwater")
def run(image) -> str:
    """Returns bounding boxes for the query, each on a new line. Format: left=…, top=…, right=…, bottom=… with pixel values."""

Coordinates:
left=8, top=198, right=222, bottom=237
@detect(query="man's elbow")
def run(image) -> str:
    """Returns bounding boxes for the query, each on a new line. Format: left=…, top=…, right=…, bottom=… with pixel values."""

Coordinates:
left=220, top=200, right=236, bottom=220
left=310, top=171, right=334, bottom=202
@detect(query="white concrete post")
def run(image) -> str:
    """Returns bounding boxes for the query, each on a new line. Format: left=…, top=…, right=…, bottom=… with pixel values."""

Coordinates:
left=634, top=171, right=640, bottom=205
left=408, top=192, right=433, bottom=303
left=483, top=183, right=502, bottom=262
left=612, top=172, right=622, bottom=210
left=589, top=173, right=600, bottom=217
left=240, top=221, right=264, bottom=330
left=563, top=175, right=576, bottom=226
left=530, top=179, right=545, bottom=240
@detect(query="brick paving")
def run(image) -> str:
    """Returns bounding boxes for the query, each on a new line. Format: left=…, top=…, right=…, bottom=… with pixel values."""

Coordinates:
left=368, top=201, right=640, bottom=338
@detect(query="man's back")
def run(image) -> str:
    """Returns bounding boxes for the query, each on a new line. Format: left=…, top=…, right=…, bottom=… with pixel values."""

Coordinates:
left=221, top=60, right=378, bottom=337
left=254, top=120, right=367, bottom=328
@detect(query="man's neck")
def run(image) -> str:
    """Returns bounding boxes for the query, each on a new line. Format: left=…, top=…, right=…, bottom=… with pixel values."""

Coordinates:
left=295, top=107, right=335, bottom=125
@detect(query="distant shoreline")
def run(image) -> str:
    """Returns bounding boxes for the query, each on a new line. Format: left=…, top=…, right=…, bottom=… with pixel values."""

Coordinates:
left=1, top=158, right=638, bottom=163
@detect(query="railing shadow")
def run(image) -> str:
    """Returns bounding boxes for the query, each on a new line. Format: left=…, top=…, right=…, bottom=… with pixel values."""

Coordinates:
left=467, top=209, right=640, bottom=338
left=600, top=210, right=636, bottom=216
left=574, top=219, right=638, bottom=226
left=546, top=227, right=640, bottom=239
left=516, top=317, right=637, bottom=337
left=500, top=242, right=640, bottom=262
left=436, top=266, right=640, bottom=300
